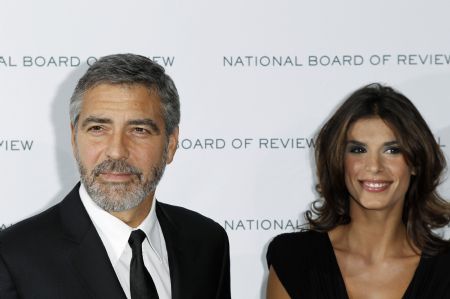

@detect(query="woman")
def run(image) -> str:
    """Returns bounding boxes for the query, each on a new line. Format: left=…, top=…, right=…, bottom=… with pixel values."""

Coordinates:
left=266, top=83, right=450, bottom=298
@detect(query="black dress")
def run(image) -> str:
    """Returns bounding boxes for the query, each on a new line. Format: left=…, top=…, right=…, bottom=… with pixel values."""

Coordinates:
left=267, top=231, right=450, bottom=299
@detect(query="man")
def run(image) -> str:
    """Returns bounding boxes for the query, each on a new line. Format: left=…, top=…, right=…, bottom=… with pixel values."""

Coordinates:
left=0, top=54, right=231, bottom=299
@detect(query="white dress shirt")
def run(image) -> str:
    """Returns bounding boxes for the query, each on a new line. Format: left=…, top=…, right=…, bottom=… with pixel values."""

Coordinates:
left=79, top=184, right=171, bottom=299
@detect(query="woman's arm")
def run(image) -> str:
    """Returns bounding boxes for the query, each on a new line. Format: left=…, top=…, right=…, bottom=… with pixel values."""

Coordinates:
left=266, top=266, right=291, bottom=299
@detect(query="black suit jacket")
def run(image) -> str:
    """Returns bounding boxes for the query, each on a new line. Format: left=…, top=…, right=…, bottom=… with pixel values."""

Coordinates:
left=0, top=184, right=231, bottom=299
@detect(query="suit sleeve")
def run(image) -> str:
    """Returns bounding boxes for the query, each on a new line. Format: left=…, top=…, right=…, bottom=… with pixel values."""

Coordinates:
left=0, top=247, right=20, bottom=299
left=215, top=228, right=231, bottom=299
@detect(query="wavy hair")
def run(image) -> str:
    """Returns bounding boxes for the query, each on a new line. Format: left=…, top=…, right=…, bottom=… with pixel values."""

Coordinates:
left=306, top=83, right=450, bottom=255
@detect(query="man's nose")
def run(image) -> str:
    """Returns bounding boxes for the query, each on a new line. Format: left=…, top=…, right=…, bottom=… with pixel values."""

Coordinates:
left=105, top=132, right=129, bottom=160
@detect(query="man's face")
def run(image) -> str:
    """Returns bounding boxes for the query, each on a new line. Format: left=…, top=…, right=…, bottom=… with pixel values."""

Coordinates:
left=71, top=83, right=178, bottom=212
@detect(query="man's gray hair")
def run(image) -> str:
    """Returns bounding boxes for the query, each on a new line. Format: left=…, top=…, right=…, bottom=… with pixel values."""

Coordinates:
left=70, top=53, right=180, bottom=136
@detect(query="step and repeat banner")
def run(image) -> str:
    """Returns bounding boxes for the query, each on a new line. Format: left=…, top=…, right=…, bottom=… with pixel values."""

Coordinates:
left=1, top=1, right=450, bottom=298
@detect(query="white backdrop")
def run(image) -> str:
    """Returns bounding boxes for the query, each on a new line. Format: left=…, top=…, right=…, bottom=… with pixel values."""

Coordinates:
left=1, top=1, right=450, bottom=298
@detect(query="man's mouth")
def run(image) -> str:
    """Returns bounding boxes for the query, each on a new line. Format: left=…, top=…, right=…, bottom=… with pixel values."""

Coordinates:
left=98, top=172, right=135, bottom=182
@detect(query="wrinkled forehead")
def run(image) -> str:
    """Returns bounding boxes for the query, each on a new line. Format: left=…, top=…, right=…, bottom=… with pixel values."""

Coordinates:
left=78, top=83, right=164, bottom=122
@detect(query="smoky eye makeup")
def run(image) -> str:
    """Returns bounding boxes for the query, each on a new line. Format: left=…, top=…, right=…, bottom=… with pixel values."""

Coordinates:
left=384, top=143, right=402, bottom=154
left=346, top=141, right=366, bottom=154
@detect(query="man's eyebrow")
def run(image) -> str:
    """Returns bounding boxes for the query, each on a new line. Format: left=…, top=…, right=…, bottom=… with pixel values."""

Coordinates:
left=81, top=116, right=112, bottom=128
left=127, top=119, right=161, bottom=134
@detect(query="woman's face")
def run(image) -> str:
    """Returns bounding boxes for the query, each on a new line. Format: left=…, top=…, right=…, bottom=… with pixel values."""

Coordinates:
left=344, top=117, right=413, bottom=212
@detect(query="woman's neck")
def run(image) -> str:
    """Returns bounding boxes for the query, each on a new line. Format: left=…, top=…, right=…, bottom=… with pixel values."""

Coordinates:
left=329, top=202, right=418, bottom=261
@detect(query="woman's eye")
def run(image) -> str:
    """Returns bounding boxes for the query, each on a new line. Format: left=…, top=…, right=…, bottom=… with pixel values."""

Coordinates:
left=385, top=146, right=401, bottom=154
left=348, top=145, right=366, bottom=154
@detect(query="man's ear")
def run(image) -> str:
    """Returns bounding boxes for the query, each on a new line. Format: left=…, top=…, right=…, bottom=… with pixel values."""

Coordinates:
left=71, top=123, right=77, bottom=154
left=166, top=127, right=179, bottom=164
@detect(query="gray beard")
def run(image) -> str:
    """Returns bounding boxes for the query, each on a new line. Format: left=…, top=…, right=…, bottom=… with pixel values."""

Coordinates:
left=75, top=146, right=167, bottom=212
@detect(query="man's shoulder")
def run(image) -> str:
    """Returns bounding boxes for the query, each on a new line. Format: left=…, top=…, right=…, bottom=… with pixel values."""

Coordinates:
left=0, top=185, right=81, bottom=248
left=0, top=203, right=67, bottom=264
left=156, top=201, right=227, bottom=237
left=0, top=204, right=66, bottom=252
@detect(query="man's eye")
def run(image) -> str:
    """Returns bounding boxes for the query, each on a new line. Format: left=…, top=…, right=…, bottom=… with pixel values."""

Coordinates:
left=133, top=127, right=150, bottom=134
left=348, top=145, right=366, bottom=154
left=88, top=125, right=103, bottom=132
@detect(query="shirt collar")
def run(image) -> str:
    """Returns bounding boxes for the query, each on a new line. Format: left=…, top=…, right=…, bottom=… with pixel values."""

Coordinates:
left=78, top=183, right=165, bottom=264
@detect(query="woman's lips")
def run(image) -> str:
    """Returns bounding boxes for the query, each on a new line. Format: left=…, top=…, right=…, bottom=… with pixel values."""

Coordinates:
left=360, top=180, right=391, bottom=192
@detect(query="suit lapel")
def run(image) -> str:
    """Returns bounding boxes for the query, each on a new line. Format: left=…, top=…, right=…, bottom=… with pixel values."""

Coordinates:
left=59, top=184, right=127, bottom=299
left=156, top=202, right=196, bottom=299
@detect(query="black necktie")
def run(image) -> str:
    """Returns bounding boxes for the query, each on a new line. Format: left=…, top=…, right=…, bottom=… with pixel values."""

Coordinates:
left=128, top=229, right=159, bottom=299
